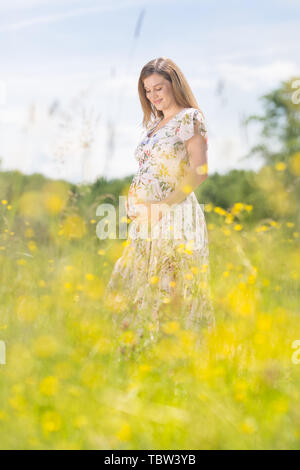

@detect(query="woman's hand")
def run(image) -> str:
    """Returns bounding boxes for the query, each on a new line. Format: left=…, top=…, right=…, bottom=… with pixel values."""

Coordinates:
left=131, top=200, right=164, bottom=227
left=125, top=200, right=136, bottom=220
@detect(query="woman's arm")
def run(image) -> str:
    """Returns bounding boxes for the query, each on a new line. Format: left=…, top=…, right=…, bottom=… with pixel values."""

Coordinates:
left=162, top=132, right=208, bottom=206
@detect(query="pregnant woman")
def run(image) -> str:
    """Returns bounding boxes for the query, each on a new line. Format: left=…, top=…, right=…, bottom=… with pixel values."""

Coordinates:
left=106, top=57, right=216, bottom=347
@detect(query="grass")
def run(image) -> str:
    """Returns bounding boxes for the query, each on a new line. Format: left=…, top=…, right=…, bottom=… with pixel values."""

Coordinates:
left=0, top=193, right=299, bottom=450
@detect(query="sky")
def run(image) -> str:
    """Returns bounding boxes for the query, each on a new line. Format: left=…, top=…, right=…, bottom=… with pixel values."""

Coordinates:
left=0, top=0, right=299, bottom=184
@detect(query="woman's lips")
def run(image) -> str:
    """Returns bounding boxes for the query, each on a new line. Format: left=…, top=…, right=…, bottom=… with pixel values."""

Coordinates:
left=154, top=100, right=162, bottom=104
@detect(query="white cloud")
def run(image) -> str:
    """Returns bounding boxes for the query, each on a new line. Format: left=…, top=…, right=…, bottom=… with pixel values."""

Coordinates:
left=0, top=107, right=27, bottom=125
left=216, top=60, right=299, bottom=92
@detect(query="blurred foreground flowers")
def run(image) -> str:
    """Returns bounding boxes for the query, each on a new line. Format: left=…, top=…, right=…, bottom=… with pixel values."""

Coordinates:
left=0, top=169, right=299, bottom=450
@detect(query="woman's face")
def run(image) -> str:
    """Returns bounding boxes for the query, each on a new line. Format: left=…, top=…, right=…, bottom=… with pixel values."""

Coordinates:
left=143, top=73, right=175, bottom=112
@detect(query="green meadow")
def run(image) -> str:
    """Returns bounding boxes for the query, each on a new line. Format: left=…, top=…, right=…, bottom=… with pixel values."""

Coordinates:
left=0, top=79, right=299, bottom=450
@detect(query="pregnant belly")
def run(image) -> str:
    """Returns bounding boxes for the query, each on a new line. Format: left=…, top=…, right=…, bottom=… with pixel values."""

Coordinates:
left=128, top=173, right=163, bottom=208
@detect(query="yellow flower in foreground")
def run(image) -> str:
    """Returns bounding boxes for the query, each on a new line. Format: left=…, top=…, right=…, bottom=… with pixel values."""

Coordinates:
left=64, top=265, right=73, bottom=272
left=85, top=273, right=95, bottom=281
left=44, top=194, right=64, bottom=214
left=255, top=225, right=268, bottom=232
left=162, top=321, right=180, bottom=335
left=176, top=243, right=185, bottom=253
left=239, top=417, right=257, bottom=434
left=256, top=314, right=272, bottom=331
left=0, top=410, right=7, bottom=421
left=247, top=274, right=256, bottom=284
left=149, top=276, right=159, bottom=284
left=225, top=214, right=234, bottom=224
left=64, top=282, right=72, bottom=290
left=196, top=163, right=208, bottom=175
left=204, top=203, right=213, bottom=212
left=234, top=379, right=248, bottom=402
left=232, top=203, right=244, bottom=214
left=234, top=224, right=243, bottom=231
left=42, top=411, right=62, bottom=433
left=17, top=259, right=27, bottom=266
left=275, top=161, right=286, bottom=171
left=39, top=376, right=59, bottom=396
left=181, top=184, right=193, bottom=194
left=184, top=272, right=193, bottom=280
left=116, top=423, right=131, bottom=441
left=1, top=200, right=7, bottom=205
left=139, top=364, right=152, bottom=373
left=214, top=206, right=227, bottom=216
left=119, top=331, right=136, bottom=345
left=28, top=240, right=37, bottom=252
left=200, top=264, right=208, bottom=273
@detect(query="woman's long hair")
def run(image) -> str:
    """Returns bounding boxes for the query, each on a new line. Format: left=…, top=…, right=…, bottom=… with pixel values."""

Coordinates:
left=138, top=57, right=203, bottom=129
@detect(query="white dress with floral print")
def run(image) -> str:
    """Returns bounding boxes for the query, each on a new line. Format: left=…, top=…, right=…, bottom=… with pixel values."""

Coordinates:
left=106, top=107, right=216, bottom=343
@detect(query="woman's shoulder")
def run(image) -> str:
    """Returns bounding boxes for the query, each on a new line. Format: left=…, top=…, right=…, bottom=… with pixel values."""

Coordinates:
left=182, top=107, right=204, bottom=118
left=175, top=108, right=203, bottom=128
left=179, top=107, right=206, bottom=128
left=177, top=107, right=207, bottom=142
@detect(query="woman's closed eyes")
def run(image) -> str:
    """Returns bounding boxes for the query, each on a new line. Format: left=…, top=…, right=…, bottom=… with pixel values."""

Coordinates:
left=146, top=88, right=162, bottom=94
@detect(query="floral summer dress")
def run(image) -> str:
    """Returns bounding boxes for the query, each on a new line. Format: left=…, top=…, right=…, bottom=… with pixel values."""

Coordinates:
left=105, top=107, right=216, bottom=343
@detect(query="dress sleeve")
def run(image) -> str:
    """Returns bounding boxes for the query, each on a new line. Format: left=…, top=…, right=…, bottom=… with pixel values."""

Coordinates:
left=178, top=108, right=208, bottom=144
